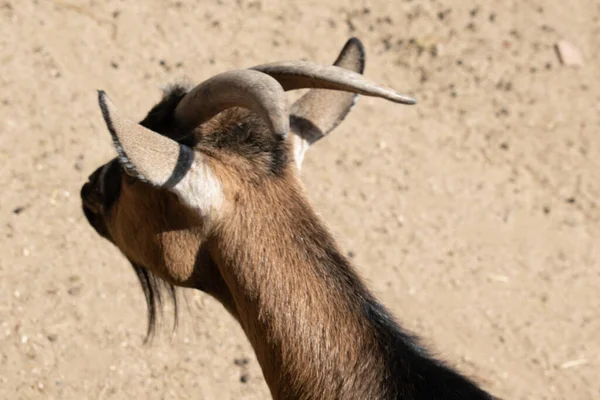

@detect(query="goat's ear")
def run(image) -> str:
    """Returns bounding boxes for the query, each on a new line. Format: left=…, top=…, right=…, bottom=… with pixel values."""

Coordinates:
left=288, top=38, right=366, bottom=168
left=97, top=91, right=195, bottom=189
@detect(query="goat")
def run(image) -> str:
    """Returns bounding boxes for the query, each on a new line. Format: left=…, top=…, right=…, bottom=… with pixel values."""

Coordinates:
left=80, top=38, right=495, bottom=399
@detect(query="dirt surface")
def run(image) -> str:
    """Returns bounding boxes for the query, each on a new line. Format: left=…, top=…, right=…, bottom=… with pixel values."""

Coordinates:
left=1, top=1, right=599, bottom=399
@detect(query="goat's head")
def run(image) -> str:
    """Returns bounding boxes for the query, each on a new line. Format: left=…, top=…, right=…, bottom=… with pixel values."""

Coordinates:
left=80, top=38, right=415, bottom=336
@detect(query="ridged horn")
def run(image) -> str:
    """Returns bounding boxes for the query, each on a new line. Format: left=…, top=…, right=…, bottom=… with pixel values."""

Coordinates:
left=174, top=69, right=290, bottom=139
left=250, top=61, right=416, bottom=105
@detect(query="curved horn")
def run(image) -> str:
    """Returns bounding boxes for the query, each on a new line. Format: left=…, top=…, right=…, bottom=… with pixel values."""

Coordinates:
left=250, top=61, right=416, bottom=105
left=174, top=69, right=290, bottom=139
left=287, top=37, right=366, bottom=169
left=98, top=90, right=194, bottom=187
left=291, top=37, right=366, bottom=146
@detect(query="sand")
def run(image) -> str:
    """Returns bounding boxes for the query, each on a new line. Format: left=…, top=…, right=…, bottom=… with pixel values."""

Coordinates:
left=1, top=1, right=598, bottom=399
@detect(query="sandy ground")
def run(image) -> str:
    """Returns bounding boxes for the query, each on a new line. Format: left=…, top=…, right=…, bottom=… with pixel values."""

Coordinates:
left=1, top=0, right=599, bottom=399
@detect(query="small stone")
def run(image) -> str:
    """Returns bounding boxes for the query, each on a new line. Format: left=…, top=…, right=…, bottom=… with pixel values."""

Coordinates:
left=347, top=251, right=355, bottom=259
left=13, top=206, right=26, bottom=215
left=234, top=357, right=249, bottom=366
left=543, top=206, right=551, bottom=214
left=555, top=40, right=584, bottom=66
left=437, top=9, right=450, bottom=21
left=158, top=59, right=170, bottom=71
left=67, top=286, right=82, bottom=296
left=47, top=333, right=58, bottom=342
left=240, top=373, right=249, bottom=383
left=497, top=108, right=509, bottom=117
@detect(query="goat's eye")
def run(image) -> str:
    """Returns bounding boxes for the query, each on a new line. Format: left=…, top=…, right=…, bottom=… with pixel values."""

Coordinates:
left=124, top=173, right=137, bottom=185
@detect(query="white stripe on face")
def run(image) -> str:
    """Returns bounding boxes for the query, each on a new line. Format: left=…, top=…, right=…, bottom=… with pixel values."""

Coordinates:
left=174, top=155, right=224, bottom=220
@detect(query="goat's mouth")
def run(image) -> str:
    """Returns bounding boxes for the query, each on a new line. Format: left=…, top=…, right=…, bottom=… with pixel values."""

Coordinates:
left=80, top=182, right=111, bottom=240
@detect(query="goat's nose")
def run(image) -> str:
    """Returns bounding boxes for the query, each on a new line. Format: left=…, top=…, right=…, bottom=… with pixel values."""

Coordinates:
left=87, top=166, right=103, bottom=186
left=80, top=181, right=103, bottom=214
left=80, top=181, right=92, bottom=200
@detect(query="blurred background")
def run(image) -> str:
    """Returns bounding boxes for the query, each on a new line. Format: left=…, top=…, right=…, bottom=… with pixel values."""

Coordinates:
left=1, top=1, right=598, bottom=399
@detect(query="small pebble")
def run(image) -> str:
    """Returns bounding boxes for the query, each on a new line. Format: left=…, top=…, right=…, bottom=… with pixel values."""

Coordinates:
left=13, top=206, right=26, bottom=215
left=234, top=357, right=250, bottom=366
left=67, top=286, right=82, bottom=296
left=555, top=40, right=584, bottom=66
left=543, top=206, right=551, bottom=215
left=240, top=373, right=249, bottom=383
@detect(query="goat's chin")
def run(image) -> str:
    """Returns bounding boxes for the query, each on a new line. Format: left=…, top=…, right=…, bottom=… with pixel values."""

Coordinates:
left=82, top=205, right=112, bottom=241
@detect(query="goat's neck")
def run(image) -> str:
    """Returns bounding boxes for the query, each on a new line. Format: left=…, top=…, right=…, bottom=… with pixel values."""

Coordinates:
left=209, top=178, right=390, bottom=399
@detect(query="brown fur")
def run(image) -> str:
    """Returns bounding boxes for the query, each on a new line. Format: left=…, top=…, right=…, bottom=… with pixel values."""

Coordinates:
left=210, top=168, right=389, bottom=399
left=82, top=86, right=494, bottom=399
left=93, top=109, right=391, bottom=398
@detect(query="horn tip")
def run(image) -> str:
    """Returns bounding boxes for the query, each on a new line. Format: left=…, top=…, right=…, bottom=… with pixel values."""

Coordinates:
left=397, top=95, right=417, bottom=105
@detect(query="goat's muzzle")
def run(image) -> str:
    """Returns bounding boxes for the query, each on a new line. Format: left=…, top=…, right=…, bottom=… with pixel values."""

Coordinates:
left=80, top=164, right=114, bottom=240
